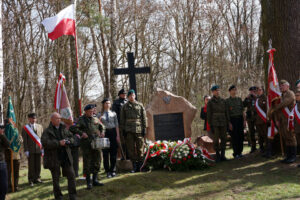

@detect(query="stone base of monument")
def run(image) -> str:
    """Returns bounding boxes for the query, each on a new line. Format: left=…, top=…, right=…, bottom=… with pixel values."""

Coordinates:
left=195, top=136, right=215, bottom=154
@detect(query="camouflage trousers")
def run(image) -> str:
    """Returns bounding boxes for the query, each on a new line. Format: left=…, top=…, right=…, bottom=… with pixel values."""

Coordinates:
left=125, top=132, right=144, bottom=162
left=212, top=126, right=227, bottom=153
left=82, top=148, right=101, bottom=175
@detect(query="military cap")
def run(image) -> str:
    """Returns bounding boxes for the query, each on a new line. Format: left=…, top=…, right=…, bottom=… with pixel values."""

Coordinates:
left=295, top=79, right=300, bottom=86
left=118, top=89, right=126, bottom=96
left=101, top=98, right=110, bottom=104
left=210, top=85, right=219, bottom=91
left=228, top=85, right=236, bottom=91
left=279, top=80, right=289, bottom=85
left=127, top=89, right=136, bottom=96
left=84, top=104, right=96, bottom=111
left=28, top=113, right=37, bottom=118
left=249, top=86, right=257, bottom=91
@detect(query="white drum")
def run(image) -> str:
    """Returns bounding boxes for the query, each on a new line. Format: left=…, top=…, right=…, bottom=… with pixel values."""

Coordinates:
left=91, top=137, right=110, bottom=149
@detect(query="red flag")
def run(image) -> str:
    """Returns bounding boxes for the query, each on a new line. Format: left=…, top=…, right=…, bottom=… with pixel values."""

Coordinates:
left=54, top=73, right=73, bottom=126
left=267, top=48, right=281, bottom=138
left=41, top=4, right=75, bottom=40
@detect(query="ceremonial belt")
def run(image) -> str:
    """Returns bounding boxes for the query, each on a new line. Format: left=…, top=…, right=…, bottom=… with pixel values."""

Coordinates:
left=255, top=99, right=267, bottom=123
left=294, top=104, right=300, bottom=125
left=23, top=125, right=42, bottom=149
left=126, top=119, right=139, bottom=122
left=282, top=106, right=295, bottom=131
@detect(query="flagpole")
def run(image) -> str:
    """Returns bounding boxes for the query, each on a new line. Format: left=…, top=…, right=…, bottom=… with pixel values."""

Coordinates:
left=73, top=0, right=82, bottom=116
left=11, top=149, right=14, bottom=192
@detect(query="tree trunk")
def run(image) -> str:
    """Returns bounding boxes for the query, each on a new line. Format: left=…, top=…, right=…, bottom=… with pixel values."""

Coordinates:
left=0, top=0, right=3, bottom=124
left=109, top=0, right=117, bottom=98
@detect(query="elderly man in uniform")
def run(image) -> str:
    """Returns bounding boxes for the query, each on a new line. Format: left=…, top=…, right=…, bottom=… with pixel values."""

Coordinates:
left=112, top=89, right=128, bottom=159
left=207, top=85, right=230, bottom=162
left=120, top=89, right=147, bottom=173
left=271, top=80, right=296, bottom=163
left=0, top=125, right=9, bottom=200
left=41, top=112, right=77, bottom=200
left=243, top=87, right=258, bottom=153
left=69, top=104, right=105, bottom=189
left=226, top=85, right=245, bottom=158
left=22, top=113, right=43, bottom=186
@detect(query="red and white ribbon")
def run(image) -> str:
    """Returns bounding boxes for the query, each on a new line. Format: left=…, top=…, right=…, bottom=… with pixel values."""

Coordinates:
left=255, top=99, right=267, bottom=123
left=23, top=125, right=42, bottom=149
left=54, top=73, right=66, bottom=110
left=282, top=106, right=295, bottom=131
left=294, top=104, right=300, bottom=125
left=267, top=120, right=278, bottom=138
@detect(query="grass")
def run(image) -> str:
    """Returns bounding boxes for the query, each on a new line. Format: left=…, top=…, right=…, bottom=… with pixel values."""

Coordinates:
left=7, top=146, right=300, bottom=200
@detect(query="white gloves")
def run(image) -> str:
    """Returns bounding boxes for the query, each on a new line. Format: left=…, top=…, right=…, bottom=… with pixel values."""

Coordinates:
left=25, top=151, right=29, bottom=158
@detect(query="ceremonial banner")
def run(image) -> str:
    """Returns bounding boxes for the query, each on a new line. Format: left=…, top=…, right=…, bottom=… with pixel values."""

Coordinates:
left=54, top=73, right=73, bottom=125
left=267, top=48, right=281, bottom=138
left=41, top=4, right=75, bottom=40
left=5, top=96, right=21, bottom=152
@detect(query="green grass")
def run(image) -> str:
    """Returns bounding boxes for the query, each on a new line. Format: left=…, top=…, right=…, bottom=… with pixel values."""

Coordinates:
left=7, top=146, right=300, bottom=200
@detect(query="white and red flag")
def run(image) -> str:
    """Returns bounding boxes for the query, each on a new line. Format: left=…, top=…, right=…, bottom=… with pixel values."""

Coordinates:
left=267, top=48, right=281, bottom=138
left=54, top=73, right=73, bottom=126
left=41, top=4, right=75, bottom=40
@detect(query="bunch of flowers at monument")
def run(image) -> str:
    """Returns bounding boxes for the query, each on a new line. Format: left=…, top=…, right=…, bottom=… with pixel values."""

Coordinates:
left=141, top=138, right=214, bottom=171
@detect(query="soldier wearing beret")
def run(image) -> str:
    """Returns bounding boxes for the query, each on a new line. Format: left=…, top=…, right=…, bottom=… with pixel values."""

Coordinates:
left=120, top=89, right=147, bottom=172
left=243, top=86, right=258, bottom=153
left=69, top=104, right=105, bottom=189
left=226, top=85, right=245, bottom=158
left=207, top=85, right=230, bottom=162
left=271, top=80, right=297, bottom=163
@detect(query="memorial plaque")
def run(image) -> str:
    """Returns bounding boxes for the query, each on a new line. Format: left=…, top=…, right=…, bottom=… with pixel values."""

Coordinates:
left=153, top=112, right=185, bottom=141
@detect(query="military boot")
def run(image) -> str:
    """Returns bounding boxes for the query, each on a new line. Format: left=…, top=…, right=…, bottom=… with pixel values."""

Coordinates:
left=131, top=161, right=137, bottom=173
left=286, top=146, right=297, bottom=164
left=281, top=147, right=290, bottom=163
left=262, top=141, right=272, bottom=158
left=86, top=174, right=92, bottom=190
left=220, top=149, right=228, bottom=161
left=92, top=173, right=104, bottom=186
left=215, top=151, right=221, bottom=163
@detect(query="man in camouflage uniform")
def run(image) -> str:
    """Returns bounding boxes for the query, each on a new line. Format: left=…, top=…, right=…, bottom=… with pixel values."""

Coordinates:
left=243, top=86, right=257, bottom=153
left=207, top=85, right=230, bottom=162
left=255, top=86, right=268, bottom=154
left=69, top=104, right=105, bottom=189
left=112, top=89, right=128, bottom=159
left=272, top=80, right=296, bottom=163
left=120, top=89, right=147, bottom=172
left=226, top=85, right=245, bottom=158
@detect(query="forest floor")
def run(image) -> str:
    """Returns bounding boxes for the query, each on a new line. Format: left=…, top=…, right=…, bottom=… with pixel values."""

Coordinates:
left=7, top=146, right=300, bottom=200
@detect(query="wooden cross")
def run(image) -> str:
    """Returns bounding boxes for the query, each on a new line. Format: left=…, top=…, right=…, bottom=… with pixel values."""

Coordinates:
left=114, top=52, right=150, bottom=98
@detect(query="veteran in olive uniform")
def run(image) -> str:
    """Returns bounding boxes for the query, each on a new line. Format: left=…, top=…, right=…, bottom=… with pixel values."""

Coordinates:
left=120, top=89, right=147, bottom=172
left=207, top=85, right=230, bottom=162
left=41, top=113, right=77, bottom=200
left=243, top=86, right=257, bottom=153
left=255, top=86, right=268, bottom=154
left=271, top=80, right=296, bottom=163
left=226, top=85, right=245, bottom=158
left=69, top=104, right=105, bottom=189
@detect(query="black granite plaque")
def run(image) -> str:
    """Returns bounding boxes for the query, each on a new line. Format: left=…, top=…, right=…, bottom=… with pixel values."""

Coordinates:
left=153, top=112, right=184, bottom=141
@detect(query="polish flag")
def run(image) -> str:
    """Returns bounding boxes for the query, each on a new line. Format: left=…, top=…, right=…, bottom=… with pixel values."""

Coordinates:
left=42, top=4, right=75, bottom=40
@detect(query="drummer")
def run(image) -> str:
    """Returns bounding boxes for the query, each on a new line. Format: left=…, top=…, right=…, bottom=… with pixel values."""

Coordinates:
left=99, top=98, right=120, bottom=178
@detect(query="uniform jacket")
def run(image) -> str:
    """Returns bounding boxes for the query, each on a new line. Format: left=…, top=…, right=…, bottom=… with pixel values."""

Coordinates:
left=243, top=95, right=257, bottom=121
left=41, top=123, right=74, bottom=169
left=207, top=96, right=229, bottom=127
left=274, top=90, right=295, bottom=122
left=0, top=134, right=9, bottom=161
left=120, top=101, right=147, bottom=133
left=226, top=96, right=244, bottom=118
left=112, top=98, right=128, bottom=123
left=294, top=102, right=300, bottom=134
left=69, top=115, right=105, bottom=150
left=22, top=123, right=43, bottom=154
left=255, top=94, right=267, bottom=125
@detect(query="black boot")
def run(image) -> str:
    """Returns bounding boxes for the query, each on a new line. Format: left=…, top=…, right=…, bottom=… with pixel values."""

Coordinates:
left=286, top=146, right=296, bottom=164
left=131, top=161, right=137, bottom=173
left=220, top=149, right=228, bottom=161
left=250, top=146, right=257, bottom=153
left=215, top=151, right=221, bottom=163
left=92, top=173, right=104, bottom=186
left=281, top=146, right=290, bottom=163
left=86, top=174, right=92, bottom=190
left=262, top=140, right=272, bottom=158
left=135, top=162, right=141, bottom=173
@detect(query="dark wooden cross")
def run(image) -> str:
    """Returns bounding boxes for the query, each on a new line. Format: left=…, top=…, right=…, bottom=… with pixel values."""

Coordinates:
left=114, top=52, right=150, bottom=98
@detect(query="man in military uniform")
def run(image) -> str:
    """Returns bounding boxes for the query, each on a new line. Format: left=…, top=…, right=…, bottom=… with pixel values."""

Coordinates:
left=120, top=89, right=147, bottom=172
left=207, top=85, right=230, bottom=162
left=272, top=80, right=296, bottom=163
left=226, top=85, right=245, bottom=158
left=243, top=87, right=257, bottom=153
left=255, top=86, right=268, bottom=154
left=69, top=104, right=105, bottom=189
left=112, top=89, right=128, bottom=159
left=21, top=113, right=43, bottom=186
left=41, top=112, right=77, bottom=200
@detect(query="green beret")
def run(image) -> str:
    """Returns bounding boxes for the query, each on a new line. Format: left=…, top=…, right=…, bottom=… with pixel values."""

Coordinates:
left=279, top=80, right=289, bottom=85
left=296, top=79, right=300, bottom=86
left=249, top=86, right=257, bottom=91
left=211, top=85, right=219, bottom=91
left=228, top=85, right=236, bottom=91
left=127, top=89, right=135, bottom=96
